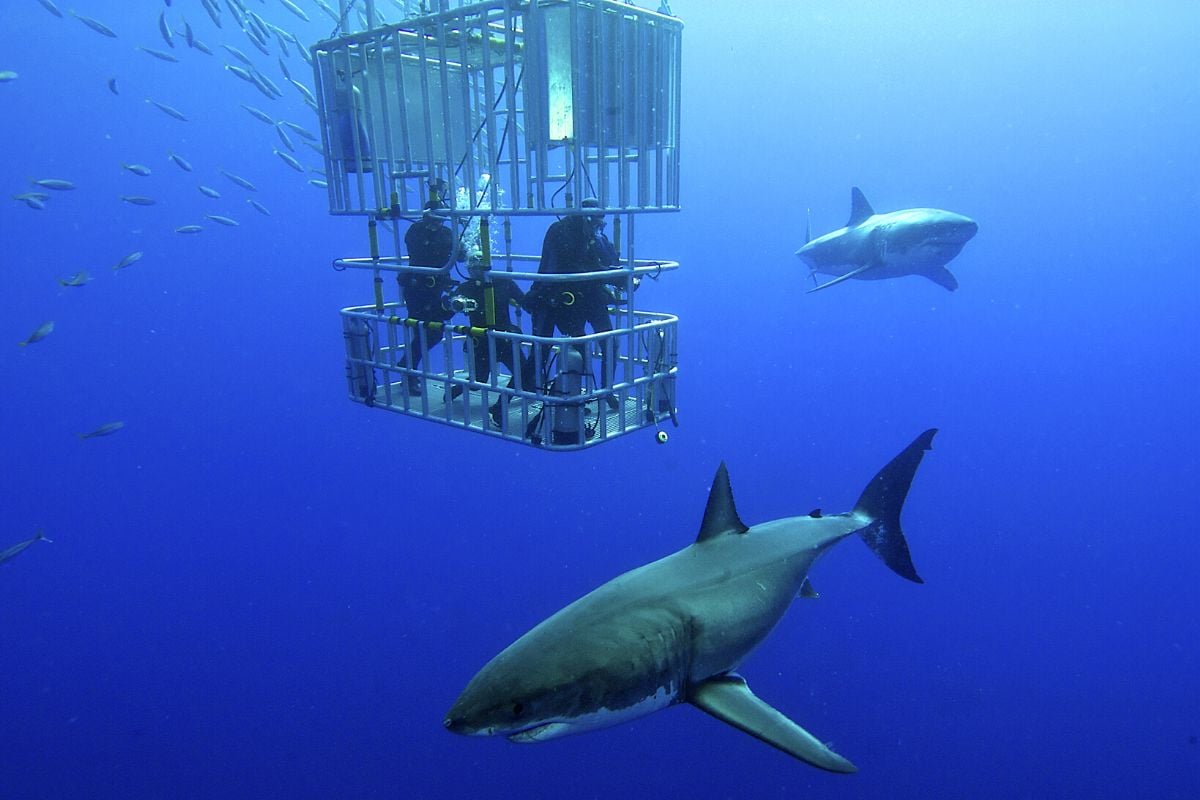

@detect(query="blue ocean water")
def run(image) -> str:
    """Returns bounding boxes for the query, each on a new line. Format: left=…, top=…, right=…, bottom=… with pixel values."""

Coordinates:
left=2, top=1, right=1198, bottom=798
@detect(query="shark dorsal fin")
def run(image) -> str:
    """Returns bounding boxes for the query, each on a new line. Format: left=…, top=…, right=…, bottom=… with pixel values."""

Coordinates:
left=846, top=186, right=875, bottom=227
left=695, top=462, right=749, bottom=543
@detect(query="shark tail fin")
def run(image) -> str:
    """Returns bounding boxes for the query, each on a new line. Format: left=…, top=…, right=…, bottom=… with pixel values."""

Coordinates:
left=852, top=429, right=937, bottom=583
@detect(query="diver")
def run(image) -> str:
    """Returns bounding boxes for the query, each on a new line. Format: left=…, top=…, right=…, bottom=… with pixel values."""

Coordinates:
left=449, top=266, right=534, bottom=427
left=401, top=199, right=460, bottom=394
left=527, top=197, right=622, bottom=411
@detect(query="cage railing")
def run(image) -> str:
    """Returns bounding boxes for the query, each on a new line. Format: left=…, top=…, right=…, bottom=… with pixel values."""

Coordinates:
left=340, top=271, right=678, bottom=450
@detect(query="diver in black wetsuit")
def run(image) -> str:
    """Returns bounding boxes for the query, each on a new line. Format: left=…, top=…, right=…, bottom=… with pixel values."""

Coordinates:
left=450, top=273, right=535, bottom=425
left=527, top=197, right=621, bottom=409
left=401, top=200, right=460, bottom=394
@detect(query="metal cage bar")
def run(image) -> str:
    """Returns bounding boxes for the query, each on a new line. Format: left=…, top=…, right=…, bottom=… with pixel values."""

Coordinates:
left=312, top=0, right=683, bottom=221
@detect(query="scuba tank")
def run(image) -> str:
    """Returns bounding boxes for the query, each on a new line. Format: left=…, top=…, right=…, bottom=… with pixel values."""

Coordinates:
left=343, top=316, right=376, bottom=405
left=550, top=348, right=585, bottom=446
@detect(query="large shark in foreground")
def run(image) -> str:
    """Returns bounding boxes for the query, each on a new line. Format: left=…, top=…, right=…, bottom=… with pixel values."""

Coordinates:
left=446, top=430, right=938, bottom=773
left=797, top=187, right=977, bottom=293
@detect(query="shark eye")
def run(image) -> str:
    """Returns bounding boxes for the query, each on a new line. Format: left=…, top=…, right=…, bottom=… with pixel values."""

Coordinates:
left=511, top=702, right=525, bottom=718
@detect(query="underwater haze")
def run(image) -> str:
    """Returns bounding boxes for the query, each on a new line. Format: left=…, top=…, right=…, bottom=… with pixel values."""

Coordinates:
left=3, top=1, right=1199, bottom=798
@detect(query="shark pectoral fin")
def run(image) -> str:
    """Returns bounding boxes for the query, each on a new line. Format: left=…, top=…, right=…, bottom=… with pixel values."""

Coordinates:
left=925, top=266, right=959, bottom=291
left=799, top=578, right=820, bottom=599
left=806, top=264, right=875, bottom=294
left=689, top=675, right=857, bottom=773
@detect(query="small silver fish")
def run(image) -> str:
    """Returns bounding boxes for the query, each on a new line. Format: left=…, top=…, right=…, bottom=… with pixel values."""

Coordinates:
left=167, top=151, right=193, bottom=172
left=120, top=195, right=157, bottom=206
left=246, top=31, right=271, bottom=57
left=225, top=64, right=254, bottom=84
left=71, top=11, right=117, bottom=38
left=107, top=77, right=119, bottom=95
left=13, top=192, right=50, bottom=201
left=0, top=530, right=52, bottom=566
left=309, top=179, right=329, bottom=189
left=0, top=71, right=17, bottom=82
left=249, top=37, right=272, bottom=60
left=175, top=225, right=203, bottom=234
left=253, top=71, right=283, bottom=99
left=278, top=0, right=309, bottom=22
left=289, top=79, right=315, bottom=105
left=158, top=10, right=174, bottom=48
left=137, top=46, right=179, bottom=63
left=249, top=42, right=270, bottom=59
left=35, top=0, right=63, bottom=18
left=198, top=185, right=221, bottom=199
left=121, top=163, right=152, bottom=176
left=32, top=178, right=75, bottom=190
left=273, top=148, right=304, bottom=172
left=183, top=20, right=194, bottom=48
left=241, top=104, right=275, bottom=125
left=113, top=251, right=144, bottom=270
left=146, top=99, right=187, bottom=121
left=205, top=214, right=239, bottom=227
left=275, top=124, right=295, bottom=152
left=247, top=199, right=271, bottom=216
left=16, top=196, right=45, bottom=210
left=274, top=25, right=299, bottom=45
left=19, top=321, right=54, bottom=346
left=220, top=170, right=257, bottom=191
left=220, top=44, right=252, bottom=65
left=280, top=120, right=318, bottom=142
left=246, top=10, right=271, bottom=40
left=191, top=39, right=213, bottom=56
left=315, top=0, right=339, bottom=23
left=79, top=421, right=125, bottom=439
left=200, top=0, right=222, bottom=29
left=59, top=270, right=92, bottom=287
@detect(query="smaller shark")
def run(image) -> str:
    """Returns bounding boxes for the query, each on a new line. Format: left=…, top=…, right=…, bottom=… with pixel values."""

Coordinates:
left=797, top=187, right=978, bottom=293
left=446, top=430, right=938, bottom=773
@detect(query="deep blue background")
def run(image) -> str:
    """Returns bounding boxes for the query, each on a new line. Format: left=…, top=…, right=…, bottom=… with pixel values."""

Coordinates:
left=3, top=1, right=1198, bottom=798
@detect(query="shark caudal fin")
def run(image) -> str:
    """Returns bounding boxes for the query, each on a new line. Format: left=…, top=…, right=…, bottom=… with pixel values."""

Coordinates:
left=852, top=429, right=937, bottom=583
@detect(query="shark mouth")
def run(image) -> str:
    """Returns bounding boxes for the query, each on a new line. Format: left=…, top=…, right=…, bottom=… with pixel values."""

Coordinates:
left=506, top=683, right=679, bottom=743
left=507, top=721, right=573, bottom=743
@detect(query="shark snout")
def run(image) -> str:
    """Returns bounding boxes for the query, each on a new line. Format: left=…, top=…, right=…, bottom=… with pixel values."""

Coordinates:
left=444, top=714, right=469, bottom=735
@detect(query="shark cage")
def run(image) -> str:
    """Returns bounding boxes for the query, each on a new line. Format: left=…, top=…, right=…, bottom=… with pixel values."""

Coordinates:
left=312, top=0, right=682, bottom=450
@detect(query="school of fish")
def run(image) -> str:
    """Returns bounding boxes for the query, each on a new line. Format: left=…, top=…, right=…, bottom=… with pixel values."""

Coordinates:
left=6, top=0, right=418, bottom=564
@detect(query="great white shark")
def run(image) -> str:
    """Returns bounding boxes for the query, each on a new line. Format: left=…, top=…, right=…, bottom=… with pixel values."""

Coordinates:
left=445, top=430, right=938, bottom=773
left=796, top=187, right=977, bottom=293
